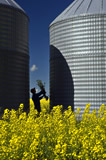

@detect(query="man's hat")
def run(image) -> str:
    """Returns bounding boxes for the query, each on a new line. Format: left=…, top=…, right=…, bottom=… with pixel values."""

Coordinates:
left=31, top=88, right=35, bottom=93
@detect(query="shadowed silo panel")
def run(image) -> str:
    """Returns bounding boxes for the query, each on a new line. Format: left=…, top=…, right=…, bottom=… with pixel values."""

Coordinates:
left=0, top=0, right=29, bottom=112
left=49, top=0, right=106, bottom=114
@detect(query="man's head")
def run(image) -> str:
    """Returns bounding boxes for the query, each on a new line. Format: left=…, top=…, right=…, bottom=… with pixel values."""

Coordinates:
left=31, top=88, right=36, bottom=94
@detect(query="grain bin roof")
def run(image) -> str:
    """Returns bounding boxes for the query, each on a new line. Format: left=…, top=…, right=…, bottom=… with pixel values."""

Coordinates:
left=0, top=0, right=25, bottom=13
left=50, top=0, right=106, bottom=25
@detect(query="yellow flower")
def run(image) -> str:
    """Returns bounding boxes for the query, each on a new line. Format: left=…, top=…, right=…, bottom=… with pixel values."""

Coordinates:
left=0, top=102, right=105, bottom=159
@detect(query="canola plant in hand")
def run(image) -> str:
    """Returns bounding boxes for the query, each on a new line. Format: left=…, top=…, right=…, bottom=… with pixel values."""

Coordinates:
left=0, top=99, right=106, bottom=160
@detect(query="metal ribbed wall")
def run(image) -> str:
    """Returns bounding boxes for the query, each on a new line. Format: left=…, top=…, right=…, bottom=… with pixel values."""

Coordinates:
left=50, top=14, right=106, bottom=114
left=0, top=5, right=29, bottom=112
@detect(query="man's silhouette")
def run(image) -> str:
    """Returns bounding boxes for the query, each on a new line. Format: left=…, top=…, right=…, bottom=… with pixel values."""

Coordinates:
left=31, top=88, right=44, bottom=113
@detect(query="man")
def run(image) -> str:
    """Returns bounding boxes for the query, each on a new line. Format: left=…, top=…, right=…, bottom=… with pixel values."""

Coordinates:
left=31, top=88, right=45, bottom=113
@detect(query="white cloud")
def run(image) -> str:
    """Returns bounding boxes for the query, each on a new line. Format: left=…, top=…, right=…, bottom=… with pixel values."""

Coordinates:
left=30, top=64, right=38, bottom=72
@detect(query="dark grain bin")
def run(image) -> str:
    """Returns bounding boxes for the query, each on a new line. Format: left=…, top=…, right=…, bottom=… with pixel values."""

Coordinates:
left=0, top=0, right=29, bottom=112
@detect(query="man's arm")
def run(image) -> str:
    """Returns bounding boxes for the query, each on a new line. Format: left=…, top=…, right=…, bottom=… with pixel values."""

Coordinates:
left=37, top=90, right=43, bottom=97
left=39, top=96, right=43, bottom=100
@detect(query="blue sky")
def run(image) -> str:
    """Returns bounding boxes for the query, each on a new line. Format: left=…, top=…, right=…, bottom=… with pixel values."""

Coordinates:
left=15, top=0, right=74, bottom=98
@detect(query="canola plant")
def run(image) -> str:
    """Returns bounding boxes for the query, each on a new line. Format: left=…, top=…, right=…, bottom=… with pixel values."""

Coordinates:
left=0, top=99, right=105, bottom=160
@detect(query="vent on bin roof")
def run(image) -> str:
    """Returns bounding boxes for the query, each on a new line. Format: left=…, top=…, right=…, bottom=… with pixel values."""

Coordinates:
left=0, top=0, right=25, bottom=13
left=51, top=0, right=106, bottom=25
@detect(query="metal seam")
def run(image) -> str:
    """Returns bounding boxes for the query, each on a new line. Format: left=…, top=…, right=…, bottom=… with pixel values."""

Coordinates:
left=5, top=0, right=11, bottom=5
left=64, top=0, right=79, bottom=16
left=86, top=0, right=93, bottom=13
left=74, top=0, right=85, bottom=14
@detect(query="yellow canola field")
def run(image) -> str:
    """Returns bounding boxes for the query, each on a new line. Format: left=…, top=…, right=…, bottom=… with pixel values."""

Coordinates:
left=0, top=99, right=106, bottom=160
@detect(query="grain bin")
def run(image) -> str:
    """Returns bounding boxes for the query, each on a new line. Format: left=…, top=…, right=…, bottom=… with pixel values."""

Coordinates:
left=49, top=0, right=106, bottom=114
left=0, top=0, right=29, bottom=112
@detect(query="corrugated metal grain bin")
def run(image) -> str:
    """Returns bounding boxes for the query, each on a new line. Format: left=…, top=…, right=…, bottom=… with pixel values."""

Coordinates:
left=0, top=0, right=29, bottom=112
left=49, top=0, right=106, bottom=114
